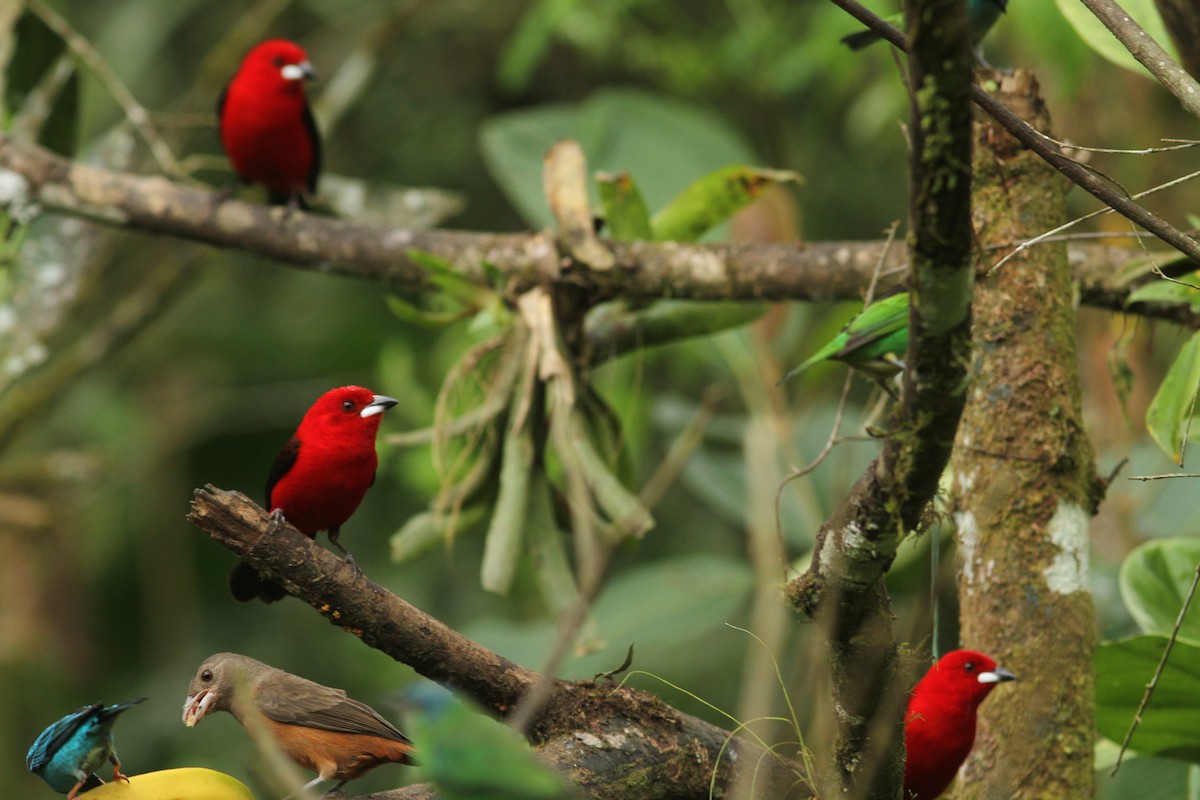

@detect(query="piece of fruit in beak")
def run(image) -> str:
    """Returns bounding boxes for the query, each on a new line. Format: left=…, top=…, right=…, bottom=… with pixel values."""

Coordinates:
left=182, top=690, right=216, bottom=727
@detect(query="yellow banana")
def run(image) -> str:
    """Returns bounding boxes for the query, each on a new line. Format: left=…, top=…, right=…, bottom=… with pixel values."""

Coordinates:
left=80, top=767, right=254, bottom=800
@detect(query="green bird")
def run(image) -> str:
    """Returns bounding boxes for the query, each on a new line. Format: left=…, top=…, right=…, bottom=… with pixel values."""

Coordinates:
left=780, top=291, right=909, bottom=395
left=401, top=684, right=573, bottom=800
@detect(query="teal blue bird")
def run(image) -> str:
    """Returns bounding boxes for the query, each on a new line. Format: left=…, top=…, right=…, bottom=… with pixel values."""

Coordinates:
left=780, top=291, right=909, bottom=396
left=842, top=0, right=1008, bottom=53
left=402, top=684, right=573, bottom=800
left=26, top=697, right=146, bottom=799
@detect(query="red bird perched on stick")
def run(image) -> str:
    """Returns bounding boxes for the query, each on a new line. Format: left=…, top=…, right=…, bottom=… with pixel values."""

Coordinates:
left=903, top=649, right=1016, bottom=800
left=229, top=385, right=398, bottom=603
left=183, top=652, right=413, bottom=794
left=218, top=39, right=321, bottom=208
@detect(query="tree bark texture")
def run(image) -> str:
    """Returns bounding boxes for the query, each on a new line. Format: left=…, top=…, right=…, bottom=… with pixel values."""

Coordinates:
left=1153, top=0, right=1200, bottom=82
left=951, top=70, right=1102, bottom=800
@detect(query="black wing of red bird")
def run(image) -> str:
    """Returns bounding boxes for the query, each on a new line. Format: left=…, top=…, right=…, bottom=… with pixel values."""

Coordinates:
left=301, top=102, right=321, bottom=196
left=264, top=435, right=301, bottom=508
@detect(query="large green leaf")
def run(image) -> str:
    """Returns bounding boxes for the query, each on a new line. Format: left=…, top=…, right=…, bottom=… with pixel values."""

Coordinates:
left=650, top=165, right=802, bottom=243
left=465, top=554, right=753, bottom=678
left=1095, top=747, right=1200, bottom=800
left=480, top=88, right=757, bottom=230
left=596, top=171, right=653, bottom=241
left=1053, top=0, right=1174, bottom=78
left=1096, top=636, right=1200, bottom=763
left=1146, top=330, right=1200, bottom=465
left=1119, top=537, right=1200, bottom=642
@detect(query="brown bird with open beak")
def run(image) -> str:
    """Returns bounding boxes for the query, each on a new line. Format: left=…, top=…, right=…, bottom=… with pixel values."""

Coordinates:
left=182, top=653, right=413, bottom=794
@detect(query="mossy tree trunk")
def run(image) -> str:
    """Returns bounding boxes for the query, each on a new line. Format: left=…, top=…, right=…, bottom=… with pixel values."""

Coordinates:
left=950, top=69, right=1104, bottom=799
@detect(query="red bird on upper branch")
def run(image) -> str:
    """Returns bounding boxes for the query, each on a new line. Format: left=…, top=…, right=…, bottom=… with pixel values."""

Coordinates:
left=904, top=649, right=1016, bottom=800
left=229, top=386, right=398, bottom=603
left=218, top=39, right=321, bottom=208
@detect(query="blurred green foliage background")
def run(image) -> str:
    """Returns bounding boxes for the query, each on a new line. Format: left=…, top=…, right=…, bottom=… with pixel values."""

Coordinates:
left=5, top=0, right=1200, bottom=796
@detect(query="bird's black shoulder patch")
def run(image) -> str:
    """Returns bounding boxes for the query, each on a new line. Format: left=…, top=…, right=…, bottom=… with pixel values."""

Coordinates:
left=265, top=435, right=301, bottom=508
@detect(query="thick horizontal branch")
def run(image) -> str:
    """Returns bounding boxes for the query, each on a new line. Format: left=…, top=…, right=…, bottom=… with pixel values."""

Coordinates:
left=188, top=485, right=810, bottom=800
left=0, top=135, right=1195, bottom=321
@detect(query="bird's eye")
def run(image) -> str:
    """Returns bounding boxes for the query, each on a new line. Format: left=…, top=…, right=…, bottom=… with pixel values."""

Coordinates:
left=341, top=400, right=355, bottom=412
left=272, top=56, right=285, bottom=67
left=201, top=669, right=213, bottom=682
left=964, top=662, right=976, bottom=672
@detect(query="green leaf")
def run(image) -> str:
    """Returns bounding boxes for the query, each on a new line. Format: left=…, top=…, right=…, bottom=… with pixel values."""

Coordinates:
left=1146, top=330, right=1200, bottom=465
left=588, top=554, right=753, bottom=648
left=480, top=400, right=535, bottom=595
left=480, top=88, right=758, bottom=230
left=650, top=165, right=801, bottom=243
left=384, top=294, right=470, bottom=327
left=1127, top=274, right=1200, bottom=312
left=386, top=250, right=508, bottom=328
left=569, top=412, right=654, bottom=543
left=464, top=554, right=753, bottom=677
left=1119, top=537, right=1200, bottom=642
left=585, top=300, right=769, bottom=361
left=1096, top=636, right=1200, bottom=762
left=596, top=171, right=653, bottom=241
left=1053, top=0, right=1174, bottom=79
left=1095, top=747, right=1198, bottom=800
left=390, top=504, right=489, bottom=562
left=525, top=472, right=603, bottom=650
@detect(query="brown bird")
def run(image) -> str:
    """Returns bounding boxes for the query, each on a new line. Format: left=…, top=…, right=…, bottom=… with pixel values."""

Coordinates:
left=182, top=653, right=413, bottom=794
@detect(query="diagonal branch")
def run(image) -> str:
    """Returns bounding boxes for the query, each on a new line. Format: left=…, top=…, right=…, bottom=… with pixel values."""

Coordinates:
left=827, top=0, right=1200, bottom=268
left=1078, top=0, right=1200, bottom=119
left=187, top=485, right=812, bottom=800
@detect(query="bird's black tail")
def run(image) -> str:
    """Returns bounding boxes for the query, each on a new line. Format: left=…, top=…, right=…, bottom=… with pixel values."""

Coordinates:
left=228, top=561, right=287, bottom=603
left=841, top=29, right=882, bottom=50
left=104, top=697, right=148, bottom=717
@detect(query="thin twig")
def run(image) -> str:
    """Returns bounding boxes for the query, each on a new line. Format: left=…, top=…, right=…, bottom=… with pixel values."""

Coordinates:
left=1039, top=133, right=1200, bottom=156
left=987, top=167, right=1200, bottom=275
left=637, top=386, right=722, bottom=511
left=1111, top=560, right=1200, bottom=773
left=1127, top=472, right=1200, bottom=480
left=26, top=0, right=187, bottom=179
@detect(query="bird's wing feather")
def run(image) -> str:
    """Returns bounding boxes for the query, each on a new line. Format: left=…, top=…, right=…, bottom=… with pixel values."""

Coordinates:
left=779, top=293, right=909, bottom=384
left=26, top=706, right=98, bottom=772
left=256, top=677, right=408, bottom=742
left=265, top=435, right=301, bottom=508
left=301, top=102, right=321, bottom=195
left=836, top=292, right=910, bottom=356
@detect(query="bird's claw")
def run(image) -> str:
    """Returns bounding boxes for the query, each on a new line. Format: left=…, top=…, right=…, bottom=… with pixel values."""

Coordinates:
left=267, top=508, right=288, bottom=534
